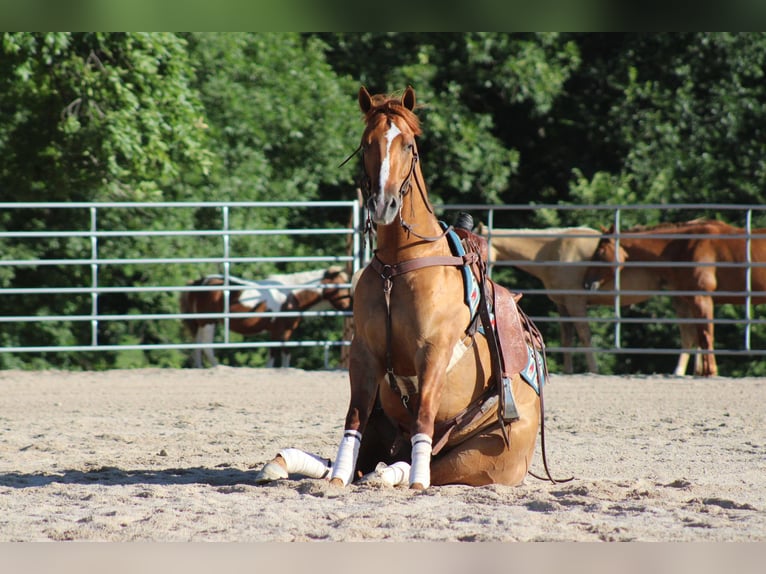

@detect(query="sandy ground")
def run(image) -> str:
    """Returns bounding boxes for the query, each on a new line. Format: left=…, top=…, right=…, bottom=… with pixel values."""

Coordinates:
left=0, top=366, right=764, bottom=543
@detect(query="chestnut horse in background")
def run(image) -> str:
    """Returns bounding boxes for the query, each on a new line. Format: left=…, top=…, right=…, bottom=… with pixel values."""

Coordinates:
left=323, top=86, right=551, bottom=489
left=478, top=224, right=699, bottom=375
left=583, top=220, right=766, bottom=377
left=180, top=267, right=351, bottom=368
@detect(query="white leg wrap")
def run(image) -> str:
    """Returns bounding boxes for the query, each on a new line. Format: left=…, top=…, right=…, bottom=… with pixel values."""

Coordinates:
left=329, top=429, right=362, bottom=485
left=379, top=461, right=411, bottom=486
left=409, top=433, right=432, bottom=488
left=278, top=448, right=332, bottom=479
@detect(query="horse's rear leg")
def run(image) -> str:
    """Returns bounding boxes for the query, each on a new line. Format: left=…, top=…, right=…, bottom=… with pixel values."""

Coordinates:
left=355, top=399, right=410, bottom=475
left=430, top=425, right=531, bottom=486
left=689, top=294, right=717, bottom=376
left=430, top=385, right=540, bottom=486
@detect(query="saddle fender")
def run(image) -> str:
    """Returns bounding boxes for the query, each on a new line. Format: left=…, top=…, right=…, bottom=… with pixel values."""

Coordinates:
left=491, top=281, right=533, bottom=377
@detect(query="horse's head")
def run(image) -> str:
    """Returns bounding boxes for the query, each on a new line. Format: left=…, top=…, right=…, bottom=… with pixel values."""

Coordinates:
left=320, top=266, right=352, bottom=310
left=358, top=86, right=422, bottom=226
left=583, top=225, right=627, bottom=291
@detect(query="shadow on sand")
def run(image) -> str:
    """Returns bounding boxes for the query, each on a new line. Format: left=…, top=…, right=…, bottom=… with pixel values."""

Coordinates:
left=0, top=466, right=259, bottom=488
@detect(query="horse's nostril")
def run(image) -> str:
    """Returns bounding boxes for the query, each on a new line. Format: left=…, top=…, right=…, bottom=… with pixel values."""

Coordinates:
left=389, top=197, right=397, bottom=210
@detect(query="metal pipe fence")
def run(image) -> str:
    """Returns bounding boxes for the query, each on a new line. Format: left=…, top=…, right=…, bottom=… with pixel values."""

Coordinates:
left=1, top=201, right=764, bottom=371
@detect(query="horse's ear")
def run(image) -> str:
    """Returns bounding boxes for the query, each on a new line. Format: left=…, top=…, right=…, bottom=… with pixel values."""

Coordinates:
left=600, top=225, right=613, bottom=234
left=359, top=86, right=372, bottom=114
left=402, top=86, right=416, bottom=111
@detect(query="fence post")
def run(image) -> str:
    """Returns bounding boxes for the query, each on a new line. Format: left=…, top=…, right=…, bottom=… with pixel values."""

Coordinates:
left=745, top=209, right=753, bottom=351
left=613, top=209, right=622, bottom=350
left=486, top=207, right=495, bottom=280
left=222, top=205, right=231, bottom=345
left=90, top=206, right=99, bottom=347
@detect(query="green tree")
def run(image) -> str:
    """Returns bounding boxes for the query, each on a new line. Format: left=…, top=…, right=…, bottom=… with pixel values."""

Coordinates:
left=0, top=33, right=212, bottom=369
left=0, top=32, right=212, bottom=202
left=317, top=33, right=580, bottom=207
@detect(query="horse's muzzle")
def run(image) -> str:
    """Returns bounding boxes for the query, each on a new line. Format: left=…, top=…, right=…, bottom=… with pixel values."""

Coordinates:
left=367, top=192, right=401, bottom=226
left=583, top=279, right=601, bottom=291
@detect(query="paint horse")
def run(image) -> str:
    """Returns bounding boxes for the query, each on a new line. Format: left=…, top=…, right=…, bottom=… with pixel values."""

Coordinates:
left=256, top=87, right=557, bottom=490
left=479, top=225, right=700, bottom=375
left=180, top=267, right=351, bottom=368
left=583, top=219, right=766, bottom=377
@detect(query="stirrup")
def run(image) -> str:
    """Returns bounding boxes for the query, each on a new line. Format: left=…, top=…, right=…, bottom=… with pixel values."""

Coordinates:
left=500, top=375, right=520, bottom=422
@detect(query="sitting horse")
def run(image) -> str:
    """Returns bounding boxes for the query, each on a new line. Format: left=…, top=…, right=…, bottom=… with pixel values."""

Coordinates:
left=583, top=220, right=766, bottom=377
left=180, top=266, right=351, bottom=368
left=256, top=87, right=559, bottom=489
left=478, top=224, right=699, bottom=375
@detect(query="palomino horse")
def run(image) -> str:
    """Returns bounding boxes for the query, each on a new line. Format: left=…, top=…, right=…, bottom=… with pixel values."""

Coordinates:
left=257, top=86, right=553, bottom=490
left=478, top=224, right=699, bottom=375
left=180, top=267, right=351, bottom=368
left=583, top=220, right=766, bottom=377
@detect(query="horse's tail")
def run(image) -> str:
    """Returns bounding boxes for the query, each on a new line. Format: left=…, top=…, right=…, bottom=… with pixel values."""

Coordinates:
left=180, top=277, right=205, bottom=337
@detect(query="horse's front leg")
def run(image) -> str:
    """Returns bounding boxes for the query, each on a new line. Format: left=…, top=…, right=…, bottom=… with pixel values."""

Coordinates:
left=196, top=323, right=217, bottom=367
left=408, top=344, right=451, bottom=490
left=555, top=303, right=575, bottom=374
left=329, top=344, right=381, bottom=486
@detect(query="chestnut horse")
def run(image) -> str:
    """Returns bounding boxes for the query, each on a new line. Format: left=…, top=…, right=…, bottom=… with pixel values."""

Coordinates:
left=321, top=86, right=549, bottom=489
left=583, top=220, right=766, bottom=377
left=180, top=267, right=351, bottom=368
left=479, top=225, right=699, bottom=375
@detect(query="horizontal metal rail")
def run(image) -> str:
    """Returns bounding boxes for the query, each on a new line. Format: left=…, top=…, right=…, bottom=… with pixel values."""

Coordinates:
left=1, top=201, right=764, bottom=368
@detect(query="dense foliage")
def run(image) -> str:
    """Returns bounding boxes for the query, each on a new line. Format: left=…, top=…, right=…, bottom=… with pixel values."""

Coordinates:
left=1, top=32, right=764, bottom=375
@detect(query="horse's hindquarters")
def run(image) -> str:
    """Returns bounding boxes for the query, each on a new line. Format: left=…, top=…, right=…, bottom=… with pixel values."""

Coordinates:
left=431, top=373, right=540, bottom=487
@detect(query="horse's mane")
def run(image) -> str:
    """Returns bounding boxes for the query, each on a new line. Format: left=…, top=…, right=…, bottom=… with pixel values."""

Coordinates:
left=623, top=218, right=730, bottom=233
left=363, top=94, right=422, bottom=136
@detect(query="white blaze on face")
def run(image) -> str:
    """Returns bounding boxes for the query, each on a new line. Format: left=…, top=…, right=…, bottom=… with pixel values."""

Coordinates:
left=378, top=121, right=402, bottom=192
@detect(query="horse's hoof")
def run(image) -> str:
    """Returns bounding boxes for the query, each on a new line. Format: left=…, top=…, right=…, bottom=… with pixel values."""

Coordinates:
left=409, top=482, right=426, bottom=491
left=357, top=463, right=391, bottom=487
left=328, top=477, right=345, bottom=487
left=254, top=461, right=288, bottom=484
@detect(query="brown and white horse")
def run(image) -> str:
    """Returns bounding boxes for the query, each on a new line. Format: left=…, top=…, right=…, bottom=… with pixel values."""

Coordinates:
left=180, top=267, right=351, bottom=368
left=583, top=220, right=766, bottom=377
left=479, top=225, right=700, bottom=375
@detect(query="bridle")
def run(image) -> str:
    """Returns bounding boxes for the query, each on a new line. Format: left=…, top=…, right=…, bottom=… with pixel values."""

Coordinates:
left=323, top=286, right=353, bottom=309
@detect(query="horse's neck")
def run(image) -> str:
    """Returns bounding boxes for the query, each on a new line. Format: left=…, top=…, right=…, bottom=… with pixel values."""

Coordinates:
left=291, top=288, right=324, bottom=310
left=621, top=235, right=677, bottom=260
left=374, top=168, right=449, bottom=264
